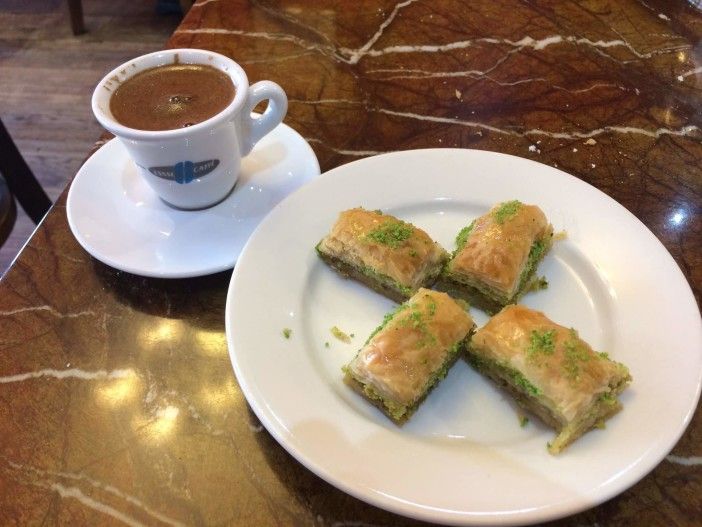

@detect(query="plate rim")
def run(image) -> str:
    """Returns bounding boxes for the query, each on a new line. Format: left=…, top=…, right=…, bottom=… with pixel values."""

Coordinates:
left=225, top=147, right=702, bottom=525
left=66, top=124, right=320, bottom=279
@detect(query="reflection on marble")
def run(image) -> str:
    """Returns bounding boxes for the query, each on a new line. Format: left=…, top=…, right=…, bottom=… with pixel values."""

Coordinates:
left=1, top=0, right=700, bottom=525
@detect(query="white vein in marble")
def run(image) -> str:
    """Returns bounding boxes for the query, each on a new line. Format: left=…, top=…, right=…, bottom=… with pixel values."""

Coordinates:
left=305, top=137, right=387, bottom=156
left=49, top=483, right=146, bottom=527
left=293, top=97, right=698, bottom=153
left=677, top=66, right=702, bottom=81
left=0, top=305, right=96, bottom=318
left=177, top=24, right=688, bottom=67
left=240, top=51, right=314, bottom=65
left=176, top=28, right=338, bottom=60
left=5, top=459, right=166, bottom=527
left=0, top=368, right=130, bottom=384
left=666, top=454, right=702, bottom=466
left=366, top=67, right=629, bottom=94
left=378, top=108, right=699, bottom=140
left=248, top=422, right=264, bottom=433
left=342, top=0, right=420, bottom=64
left=46, top=468, right=184, bottom=527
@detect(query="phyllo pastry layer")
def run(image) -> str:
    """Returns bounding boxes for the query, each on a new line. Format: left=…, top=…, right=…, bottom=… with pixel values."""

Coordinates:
left=468, top=305, right=631, bottom=454
left=344, top=288, right=475, bottom=422
left=443, top=200, right=553, bottom=312
left=316, top=208, right=448, bottom=301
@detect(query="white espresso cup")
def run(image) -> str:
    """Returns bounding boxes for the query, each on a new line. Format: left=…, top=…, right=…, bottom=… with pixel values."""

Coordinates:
left=92, top=48, right=288, bottom=209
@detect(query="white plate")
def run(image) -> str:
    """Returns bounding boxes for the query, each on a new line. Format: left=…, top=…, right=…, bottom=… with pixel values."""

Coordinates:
left=225, top=149, right=702, bottom=526
left=67, top=123, right=320, bottom=278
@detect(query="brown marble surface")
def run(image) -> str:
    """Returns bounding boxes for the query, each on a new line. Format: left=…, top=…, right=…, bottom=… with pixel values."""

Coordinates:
left=1, top=0, right=701, bottom=525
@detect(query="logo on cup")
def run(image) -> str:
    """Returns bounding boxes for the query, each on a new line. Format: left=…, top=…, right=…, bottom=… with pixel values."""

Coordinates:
left=149, top=159, right=220, bottom=184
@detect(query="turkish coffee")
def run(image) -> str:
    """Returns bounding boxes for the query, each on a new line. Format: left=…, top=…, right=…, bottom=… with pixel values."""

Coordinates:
left=109, top=63, right=235, bottom=131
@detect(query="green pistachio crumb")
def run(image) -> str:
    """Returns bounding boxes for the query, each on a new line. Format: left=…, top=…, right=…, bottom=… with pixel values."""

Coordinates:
left=527, top=276, right=549, bottom=293
left=324, top=342, right=330, bottom=348
left=282, top=328, right=292, bottom=339
left=494, top=200, right=522, bottom=224
left=426, top=297, right=437, bottom=316
left=598, top=392, right=616, bottom=405
left=519, top=415, right=529, bottom=428
left=563, top=328, right=591, bottom=381
left=512, top=369, right=541, bottom=395
left=527, top=329, right=556, bottom=363
left=397, top=300, right=437, bottom=348
left=365, top=221, right=413, bottom=248
left=455, top=221, right=475, bottom=251
left=331, top=326, right=352, bottom=343
left=365, top=303, right=409, bottom=343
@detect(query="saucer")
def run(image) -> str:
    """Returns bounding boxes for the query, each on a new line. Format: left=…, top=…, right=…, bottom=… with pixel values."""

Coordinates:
left=67, top=123, right=320, bottom=278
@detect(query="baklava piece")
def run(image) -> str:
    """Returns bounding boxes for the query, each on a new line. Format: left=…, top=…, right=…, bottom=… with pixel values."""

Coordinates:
left=468, top=305, right=631, bottom=454
left=316, top=208, right=448, bottom=301
left=344, top=288, right=475, bottom=422
left=443, top=200, right=553, bottom=313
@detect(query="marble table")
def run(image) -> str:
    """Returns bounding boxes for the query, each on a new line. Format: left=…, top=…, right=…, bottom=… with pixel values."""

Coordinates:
left=1, top=0, right=700, bottom=525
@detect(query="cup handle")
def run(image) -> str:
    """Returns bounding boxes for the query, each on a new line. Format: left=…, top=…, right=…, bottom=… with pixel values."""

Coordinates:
left=239, top=81, right=288, bottom=156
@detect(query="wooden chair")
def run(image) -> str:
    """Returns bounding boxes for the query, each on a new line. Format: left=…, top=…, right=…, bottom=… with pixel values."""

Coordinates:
left=66, top=0, right=85, bottom=36
left=0, top=175, right=16, bottom=248
left=0, top=118, right=52, bottom=247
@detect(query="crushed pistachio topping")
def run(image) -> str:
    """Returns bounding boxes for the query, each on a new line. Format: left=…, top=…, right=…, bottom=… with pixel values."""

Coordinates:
left=409, top=249, right=418, bottom=257
left=330, top=326, right=352, bottom=343
left=426, top=297, right=437, bottom=316
left=282, top=328, right=292, bottom=339
left=527, top=329, right=556, bottom=363
left=510, top=368, right=540, bottom=395
left=519, top=415, right=530, bottom=427
left=358, top=264, right=413, bottom=297
left=515, top=238, right=549, bottom=296
left=397, top=296, right=438, bottom=348
left=563, top=328, right=591, bottom=381
left=526, top=276, right=549, bottom=293
left=598, top=351, right=610, bottom=360
left=365, top=221, right=413, bottom=248
left=493, top=200, right=522, bottom=224
left=455, top=221, right=475, bottom=251
left=469, top=354, right=541, bottom=396
left=324, top=341, right=330, bottom=348
left=365, top=304, right=409, bottom=343
left=599, top=392, right=616, bottom=405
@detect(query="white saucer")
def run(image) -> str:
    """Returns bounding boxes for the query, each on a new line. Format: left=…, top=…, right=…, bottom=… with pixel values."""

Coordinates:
left=67, top=124, right=320, bottom=278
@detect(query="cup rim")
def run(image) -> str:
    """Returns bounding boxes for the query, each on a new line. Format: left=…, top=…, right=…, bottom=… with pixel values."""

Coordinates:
left=91, top=48, right=248, bottom=141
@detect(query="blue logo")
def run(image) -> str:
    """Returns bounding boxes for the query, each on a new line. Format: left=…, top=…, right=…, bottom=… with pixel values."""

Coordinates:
left=149, top=159, right=220, bottom=184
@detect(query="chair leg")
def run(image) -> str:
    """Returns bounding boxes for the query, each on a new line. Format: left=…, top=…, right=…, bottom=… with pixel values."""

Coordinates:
left=67, top=0, right=86, bottom=36
left=0, top=119, right=52, bottom=225
left=0, top=175, right=17, bottom=248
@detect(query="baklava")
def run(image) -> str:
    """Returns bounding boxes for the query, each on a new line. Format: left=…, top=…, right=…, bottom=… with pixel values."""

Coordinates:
left=344, top=288, right=475, bottom=422
left=443, top=200, right=553, bottom=313
left=316, top=208, right=448, bottom=301
left=468, top=305, right=631, bottom=454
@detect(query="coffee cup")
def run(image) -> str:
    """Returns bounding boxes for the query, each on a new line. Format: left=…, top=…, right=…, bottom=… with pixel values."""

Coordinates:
left=91, top=48, right=288, bottom=209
